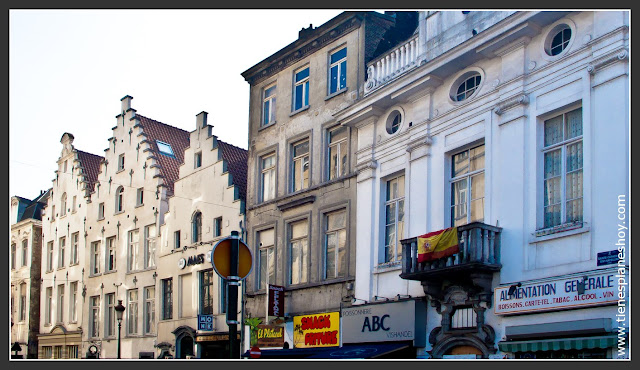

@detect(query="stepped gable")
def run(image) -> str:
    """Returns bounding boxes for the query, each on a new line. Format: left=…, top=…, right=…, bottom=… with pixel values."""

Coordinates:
left=137, top=114, right=190, bottom=196
left=77, top=150, right=103, bottom=192
left=217, top=140, right=248, bottom=201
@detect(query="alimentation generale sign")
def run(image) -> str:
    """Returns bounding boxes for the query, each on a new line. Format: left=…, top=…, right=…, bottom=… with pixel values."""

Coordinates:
left=494, top=269, right=620, bottom=315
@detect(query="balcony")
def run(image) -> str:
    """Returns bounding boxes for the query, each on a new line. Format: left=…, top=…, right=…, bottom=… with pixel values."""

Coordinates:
left=400, top=222, right=502, bottom=281
left=364, top=34, right=420, bottom=95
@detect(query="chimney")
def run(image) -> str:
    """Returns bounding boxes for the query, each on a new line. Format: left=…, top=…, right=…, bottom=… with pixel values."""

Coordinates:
left=121, top=95, right=133, bottom=112
left=196, top=111, right=208, bottom=129
left=299, top=24, right=314, bottom=39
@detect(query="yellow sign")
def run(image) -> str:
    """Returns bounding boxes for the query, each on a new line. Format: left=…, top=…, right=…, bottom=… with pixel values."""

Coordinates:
left=293, top=312, right=340, bottom=348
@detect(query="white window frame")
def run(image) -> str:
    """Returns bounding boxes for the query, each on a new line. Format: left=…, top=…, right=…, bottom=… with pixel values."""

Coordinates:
left=106, top=236, right=116, bottom=272
left=290, top=139, right=310, bottom=193
left=327, top=125, right=348, bottom=181
left=144, top=286, right=155, bottom=334
left=98, top=202, right=105, bottom=220
left=58, top=236, right=65, bottom=268
left=47, top=241, right=54, bottom=271
left=328, top=47, right=347, bottom=95
left=56, top=284, right=64, bottom=324
left=449, top=143, right=486, bottom=227
left=20, top=283, right=27, bottom=322
left=71, top=232, right=79, bottom=265
left=72, top=195, right=77, bottom=213
left=288, top=219, right=309, bottom=286
left=539, top=107, right=584, bottom=230
left=257, top=228, right=275, bottom=291
left=144, top=224, right=156, bottom=268
left=11, top=243, right=16, bottom=270
left=91, top=241, right=101, bottom=275
left=136, top=187, right=144, bottom=206
left=22, top=239, right=28, bottom=267
left=90, top=295, right=100, bottom=338
left=262, top=83, right=277, bottom=126
left=260, top=153, right=276, bottom=202
left=382, top=174, right=405, bottom=264
left=293, top=66, right=310, bottom=112
left=69, top=281, right=78, bottom=323
left=105, top=292, right=116, bottom=338
left=118, top=154, right=125, bottom=171
left=45, top=287, right=52, bottom=325
left=60, top=193, right=67, bottom=217
left=323, top=209, right=347, bottom=280
left=128, top=229, right=139, bottom=272
left=115, top=186, right=124, bottom=213
left=128, top=289, right=139, bottom=335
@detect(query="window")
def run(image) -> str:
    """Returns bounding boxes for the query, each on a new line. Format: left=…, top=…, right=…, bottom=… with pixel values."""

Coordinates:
left=157, top=140, right=175, bottom=157
left=57, top=284, right=64, bottom=323
left=106, top=236, right=116, bottom=272
left=451, top=306, right=477, bottom=329
left=324, top=209, right=347, bottom=279
left=263, top=84, right=277, bottom=126
left=72, top=195, right=77, bottom=213
left=69, top=282, right=78, bottom=322
left=128, top=229, right=139, bottom=271
left=98, top=202, right=105, bottom=220
left=293, top=66, right=310, bottom=111
left=542, top=107, right=583, bottom=229
left=291, top=139, right=310, bottom=192
left=219, top=278, right=228, bottom=314
left=91, top=241, right=101, bottom=275
left=42, top=346, right=52, bottom=359
left=54, top=345, right=63, bottom=359
left=192, top=212, right=202, bottom=243
left=11, top=291, right=14, bottom=323
left=67, top=345, right=79, bottom=359
left=136, top=187, right=144, bottom=206
left=60, top=193, right=67, bottom=217
left=105, top=293, right=115, bottom=337
left=47, top=241, right=54, bottom=271
left=118, top=154, right=125, bottom=171
left=144, top=286, right=155, bottom=334
left=64, top=160, right=67, bottom=173
left=128, top=289, right=138, bottom=334
left=174, top=230, right=181, bottom=250
left=45, top=287, right=53, bottom=325
left=384, top=175, right=405, bottom=263
left=19, top=283, right=27, bottom=321
left=90, top=296, right=100, bottom=338
left=200, top=269, right=214, bottom=315
left=194, top=152, right=202, bottom=169
left=161, top=278, right=173, bottom=320
left=144, top=224, right=156, bottom=268
left=548, top=26, right=571, bottom=56
left=329, top=47, right=347, bottom=94
left=288, top=219, right=309, bottom=285
left=451, top=144, right=485, bottom=227
left=455, top=73, right=481, bottom=101
left=327, top=126, right=348, bottom=180
left=179, top=273, right=192, bottom=318
left=115, top=186, right=124, bottom=213
left=386, top=110, right=402, bottom=135
left=58, top=237, right=65, bottom=268
left=71, top=232, right=79, bottom=265
left=214, top=217, right=223, bottom=237
left=257, top=228, right=275, bottom=291
left=22, top=239, right=29, bottom=266
left=260, top=153, right=276, bottom=202
left=11, top=243, right=16, bottom=270
left=51, top=205, right=56, bottom=221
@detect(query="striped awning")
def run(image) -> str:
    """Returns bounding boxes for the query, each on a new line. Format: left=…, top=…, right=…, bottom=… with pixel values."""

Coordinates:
left=498, top=335, right=619, bottom=353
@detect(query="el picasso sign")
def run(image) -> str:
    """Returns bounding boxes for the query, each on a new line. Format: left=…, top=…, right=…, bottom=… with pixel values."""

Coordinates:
left=341, top=300, right=419, bottom=344
left=494, top=269, right=619, bottom=315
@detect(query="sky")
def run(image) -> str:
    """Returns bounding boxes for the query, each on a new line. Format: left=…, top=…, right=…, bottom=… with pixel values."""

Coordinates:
left=9, top=9, right=353, bottom=201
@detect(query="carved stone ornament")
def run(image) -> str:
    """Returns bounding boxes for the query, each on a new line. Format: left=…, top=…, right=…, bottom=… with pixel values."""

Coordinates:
left=587, top=48, right=629, bottom=75
left=494, top=94, right=529, bottom=116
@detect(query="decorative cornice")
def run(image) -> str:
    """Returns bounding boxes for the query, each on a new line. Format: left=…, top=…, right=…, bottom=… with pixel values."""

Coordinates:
left=277, top=195, right=316, bottom=212
left=355, top=159, right=377, bottom=174
left=406, top=135, right=433, bottom=153
left=587, top=48, right=628, bottom=75
left=494, top=94, right=529, bottom=116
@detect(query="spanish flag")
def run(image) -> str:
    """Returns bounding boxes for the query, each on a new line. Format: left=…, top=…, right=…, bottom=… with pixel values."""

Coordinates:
left=417, top=227, right=459, bottom=262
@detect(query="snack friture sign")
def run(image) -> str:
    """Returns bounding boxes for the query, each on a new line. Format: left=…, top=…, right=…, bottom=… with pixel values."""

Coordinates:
left=293, top=312, right=340, bottom=348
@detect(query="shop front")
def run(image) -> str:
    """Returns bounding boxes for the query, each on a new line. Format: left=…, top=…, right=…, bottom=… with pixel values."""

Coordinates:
left=495, top=268, right=624, bottom=359
left=196, top=332, right=241, bottom=359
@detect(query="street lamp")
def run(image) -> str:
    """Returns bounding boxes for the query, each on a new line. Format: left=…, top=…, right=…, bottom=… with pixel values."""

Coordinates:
left=115, top=300, right=125, bottom=359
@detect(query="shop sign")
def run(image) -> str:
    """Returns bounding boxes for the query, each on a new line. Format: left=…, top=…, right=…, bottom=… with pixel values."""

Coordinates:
left=196, top=333, right=240, bottom=342
left=179, top=253, right=206, bottom=269
left=256, top=324, right=285, bottom=347
left=341, top=300, right=416, bottom=344
left=198, top=314, right=214, bottom=331
left=268, top=285, right=285, bottom=318
left=494, top=269, right=619, bottom=315
left=293, top=312, right=340, bottom=348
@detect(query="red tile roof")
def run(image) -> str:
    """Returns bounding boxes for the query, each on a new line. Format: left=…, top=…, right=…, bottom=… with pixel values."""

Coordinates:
left=136, top=115, right=190, bottom=196
left=217, top=140, right=248, bottom=201
left=77, top=150, right=103, bottom=192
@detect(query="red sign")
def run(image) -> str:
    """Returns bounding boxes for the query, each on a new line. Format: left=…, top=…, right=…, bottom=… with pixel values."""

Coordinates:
left=250, top=346, right=261, bottom=359
left=268, top=284, right=285, bottom=317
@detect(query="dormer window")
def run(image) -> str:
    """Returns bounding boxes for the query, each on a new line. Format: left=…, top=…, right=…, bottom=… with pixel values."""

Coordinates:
left=118, top=154, right=125, bottom=171
left=156, top=141, right=175, bottom=157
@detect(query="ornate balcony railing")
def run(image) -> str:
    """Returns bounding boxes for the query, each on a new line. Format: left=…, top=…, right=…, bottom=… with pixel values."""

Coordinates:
left=400, top=222, right=502, bottom=280
left=364, top=34, right=420, bottom=95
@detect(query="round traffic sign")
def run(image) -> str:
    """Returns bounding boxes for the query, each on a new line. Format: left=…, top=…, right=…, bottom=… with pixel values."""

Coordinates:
left=211, top=236, right=253, bottom=280
left=250, top=346, right=261, bottom=359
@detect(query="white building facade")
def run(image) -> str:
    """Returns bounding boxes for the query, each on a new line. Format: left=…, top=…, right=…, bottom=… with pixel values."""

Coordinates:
left=334, top=10, right=629, bottom=359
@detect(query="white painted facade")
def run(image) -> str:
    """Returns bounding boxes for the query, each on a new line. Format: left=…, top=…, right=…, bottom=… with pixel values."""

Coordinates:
left=335, top=11, right=629, bottom=359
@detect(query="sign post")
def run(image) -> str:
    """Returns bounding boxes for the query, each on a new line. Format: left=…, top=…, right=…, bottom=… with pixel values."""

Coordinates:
left=211, top=231, right=253, bottom=359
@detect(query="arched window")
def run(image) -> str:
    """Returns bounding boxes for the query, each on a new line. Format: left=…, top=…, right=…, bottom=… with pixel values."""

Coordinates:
left=60, top=193, right=67, bottom=216
left=116, top=186, right=124, bottom=213
left=192, top=212, right=202, bottom=243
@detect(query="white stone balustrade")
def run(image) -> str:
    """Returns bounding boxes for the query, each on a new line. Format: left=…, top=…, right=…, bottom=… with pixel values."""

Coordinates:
left=365, top=34, right=420, bottom=95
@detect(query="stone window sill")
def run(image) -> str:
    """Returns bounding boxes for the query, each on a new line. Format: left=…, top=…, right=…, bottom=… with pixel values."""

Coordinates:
left=289, top=105, right=310, bottom=117
left=529, top=222, right=589, bottom=244
left=325, top=87, right=348, bottom=101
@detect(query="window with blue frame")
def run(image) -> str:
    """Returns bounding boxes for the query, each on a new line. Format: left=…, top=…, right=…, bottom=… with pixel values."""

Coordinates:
left=329, top=47, right=347, bottom=95
left=293, top=67, right=309, bottom=111
left=156, top=140, right=175, bottom=157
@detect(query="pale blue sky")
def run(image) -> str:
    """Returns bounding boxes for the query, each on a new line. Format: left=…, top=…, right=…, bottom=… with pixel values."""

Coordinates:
left=10, top=9, right=352, bottom=201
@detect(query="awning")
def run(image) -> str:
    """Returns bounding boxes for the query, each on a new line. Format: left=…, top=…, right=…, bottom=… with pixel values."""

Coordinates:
left=498, top=334, right=619, bottom=353
left=243, top=342, right=410, bottom=359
